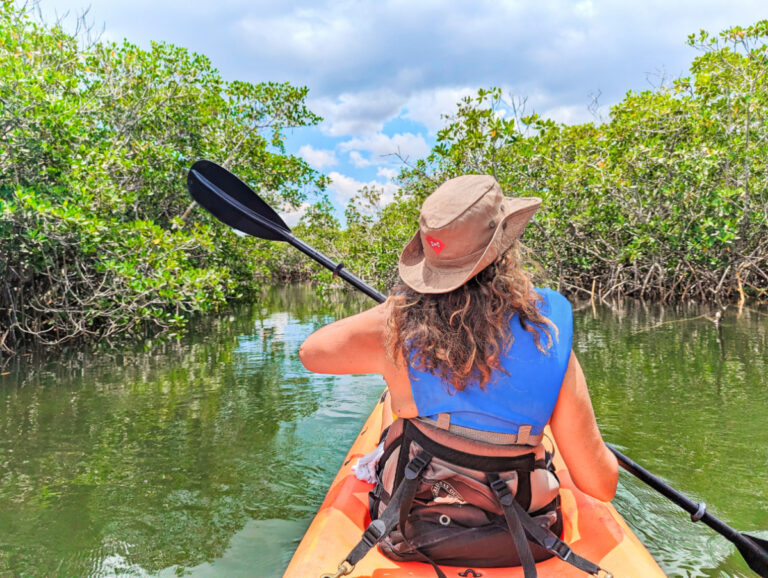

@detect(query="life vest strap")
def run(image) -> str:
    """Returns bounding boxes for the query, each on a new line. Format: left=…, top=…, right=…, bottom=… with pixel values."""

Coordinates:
left=418, top=414, right=544, bottom=446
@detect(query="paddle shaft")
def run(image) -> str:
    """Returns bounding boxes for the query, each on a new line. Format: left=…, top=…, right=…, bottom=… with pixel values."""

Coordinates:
left=609, top=446, right=767, bottom=573
left=280, top=231, right=386, bottom=303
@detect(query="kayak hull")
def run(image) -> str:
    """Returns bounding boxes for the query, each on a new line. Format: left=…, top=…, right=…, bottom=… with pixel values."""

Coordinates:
left=284, top=394, right=665, bottom=577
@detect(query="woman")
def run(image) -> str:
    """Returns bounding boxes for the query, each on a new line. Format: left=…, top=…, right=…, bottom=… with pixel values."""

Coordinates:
left=300, top=174, right=617, bottom=572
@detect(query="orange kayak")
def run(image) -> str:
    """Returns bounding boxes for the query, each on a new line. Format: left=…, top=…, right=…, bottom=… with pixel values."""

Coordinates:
left=284, top=395, right=666, bottom=578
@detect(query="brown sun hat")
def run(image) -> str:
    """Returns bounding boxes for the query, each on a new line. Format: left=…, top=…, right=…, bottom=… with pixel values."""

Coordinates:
left=398, top=174, right=541, bottom=294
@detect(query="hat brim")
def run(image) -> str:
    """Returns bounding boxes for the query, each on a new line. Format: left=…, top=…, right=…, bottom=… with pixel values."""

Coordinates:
left=398, top=196, right=541, bottom=294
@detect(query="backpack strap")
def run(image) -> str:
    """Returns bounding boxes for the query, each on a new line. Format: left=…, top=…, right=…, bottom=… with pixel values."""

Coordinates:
left=332, top=451, right=435, bottom=577
left=487, top=473, right=538, bottom=578
left=488, top=472, right=611, bottom=578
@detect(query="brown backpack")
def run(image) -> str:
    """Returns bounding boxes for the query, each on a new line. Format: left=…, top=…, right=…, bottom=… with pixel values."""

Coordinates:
left=334, top=417, right=608, bottom=578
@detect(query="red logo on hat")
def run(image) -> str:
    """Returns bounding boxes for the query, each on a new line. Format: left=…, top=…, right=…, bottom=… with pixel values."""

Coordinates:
left=426, top=236, right=445, bottom=255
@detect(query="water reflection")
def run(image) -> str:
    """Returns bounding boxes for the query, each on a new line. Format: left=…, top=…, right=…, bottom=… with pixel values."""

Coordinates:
left=0, top=290, right=765, bottom=577
left=575, top=301, right=768, bottom=577
left=0, top=286, right=379, bottom=576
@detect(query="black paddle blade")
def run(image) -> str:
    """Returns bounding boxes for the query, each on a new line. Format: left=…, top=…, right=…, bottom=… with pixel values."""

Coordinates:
left=739, top=533, right=768, bottom=577
left=187, top=159, right=290, bottom=241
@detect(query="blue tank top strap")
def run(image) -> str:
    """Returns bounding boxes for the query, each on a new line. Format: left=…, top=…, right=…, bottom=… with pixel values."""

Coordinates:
left=408, top=288, right=573, bottom=436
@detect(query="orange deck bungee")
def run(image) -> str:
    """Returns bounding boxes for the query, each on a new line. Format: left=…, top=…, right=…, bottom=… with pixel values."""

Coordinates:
left=284, top=395, right=665, bottom=578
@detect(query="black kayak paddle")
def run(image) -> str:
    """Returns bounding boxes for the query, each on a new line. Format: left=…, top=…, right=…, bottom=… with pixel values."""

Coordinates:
left=187, top=159, right=386, bottom=303
left=186, top=159, right=768, bottom=577
left=609, top=447, right=767, bottom=576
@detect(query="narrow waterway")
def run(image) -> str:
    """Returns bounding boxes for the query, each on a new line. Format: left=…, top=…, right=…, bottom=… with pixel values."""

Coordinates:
left=0, top=286, right=766, bottom=577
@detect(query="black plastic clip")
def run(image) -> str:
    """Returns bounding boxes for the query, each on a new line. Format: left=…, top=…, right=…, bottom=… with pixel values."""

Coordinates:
left=489, top=477, right=515, bottom=506
left=361, top=519, right=386, bottom=547
left=332, top=262, right=345, bottom=278
left=543, top=536, right=573, bottom=561
left=544, top=450, right=554, bottom=470
left=405, top=452, right=431, bottom=480
left=458, top=570, right=483, bottom=577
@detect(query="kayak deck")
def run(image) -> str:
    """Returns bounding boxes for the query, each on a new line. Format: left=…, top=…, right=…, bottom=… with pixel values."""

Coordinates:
left=284, top=394, right=665, bottom=577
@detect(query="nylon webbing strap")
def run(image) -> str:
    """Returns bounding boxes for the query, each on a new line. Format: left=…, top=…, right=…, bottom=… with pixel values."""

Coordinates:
left=398, top=452, right=432, bottom=540
left=489, top=472, right=606, bottom=577
left=488, top=473, right=537, bottom=578
left=510, top=495, right=605, bottom=576
left=418, top=416, right=544, bottom=446
left=398, top=452, right=447, bottom=578
left=342, top=452, right=433, bottom=569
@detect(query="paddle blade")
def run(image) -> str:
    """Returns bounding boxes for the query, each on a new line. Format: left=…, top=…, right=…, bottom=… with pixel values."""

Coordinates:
left=187, top=159, right=290, bottom=241
left=739, top=534, right=768, bottom=577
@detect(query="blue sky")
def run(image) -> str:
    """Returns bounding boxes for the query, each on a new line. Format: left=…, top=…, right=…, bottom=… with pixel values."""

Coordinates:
left=36, top=0, right=766, bottom=223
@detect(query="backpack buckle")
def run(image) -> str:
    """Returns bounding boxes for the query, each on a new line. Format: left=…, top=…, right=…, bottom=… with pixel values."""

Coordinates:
left=404, top=452, right=432, bottom=480
left=543, top=536, right=572, bottom=561
left=361, top=519, right=386, bottom=548
left=489, top=477, right=515, bottom=506
left=544, top=450, right=554, bottom=470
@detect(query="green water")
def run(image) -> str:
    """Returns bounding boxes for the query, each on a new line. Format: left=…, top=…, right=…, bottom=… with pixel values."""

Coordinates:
left=0, top=287, right=766, bottom=577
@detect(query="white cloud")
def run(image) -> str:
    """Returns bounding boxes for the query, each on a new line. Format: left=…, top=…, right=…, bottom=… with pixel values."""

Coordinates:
left=376, top=167, right=398, bottom=180
left=339, top=132, right=430, bottom=167
left=42, top=0, right=768, bottom=113
left=327, top=171, right=399, bottom=206
left=540, top=104, right=596, bottom=126
left=310, top=90, right=404, bottom=137
left=298, top=145, right=337, bottom=169
left=282, top=202, right=310, bottom=227
left=348, top=151, right=371, bottom=168
left=574, top=0, right=596, bottom=18
left=235, top=8, right=351, bottom=67
left=402, top=87, right=478, bottom=134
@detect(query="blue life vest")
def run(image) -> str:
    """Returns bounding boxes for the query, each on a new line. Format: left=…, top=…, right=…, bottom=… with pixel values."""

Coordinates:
left=408, top=288, right=573, bottom=436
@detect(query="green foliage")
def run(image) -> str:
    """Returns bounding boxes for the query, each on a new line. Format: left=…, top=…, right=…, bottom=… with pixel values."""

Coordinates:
left=341, top=22, right=768, bottom=303
left=4, top=7, right=768, bottom=354
left=0, top=3, right=325, bottom=352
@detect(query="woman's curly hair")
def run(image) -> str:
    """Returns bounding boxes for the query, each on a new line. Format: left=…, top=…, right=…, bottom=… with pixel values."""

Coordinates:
left=387, top=243, right=556, bottom=392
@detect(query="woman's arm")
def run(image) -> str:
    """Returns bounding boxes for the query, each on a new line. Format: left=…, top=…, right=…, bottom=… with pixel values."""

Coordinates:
left=299, top=303, right=389, bottom=375
left=299, top=302, right=419, bottom=417
left=550, top=351, right=618, bottom=502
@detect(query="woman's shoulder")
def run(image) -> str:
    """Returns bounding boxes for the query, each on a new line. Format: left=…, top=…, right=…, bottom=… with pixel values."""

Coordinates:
left=534, top=287, right=572, bottom=315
